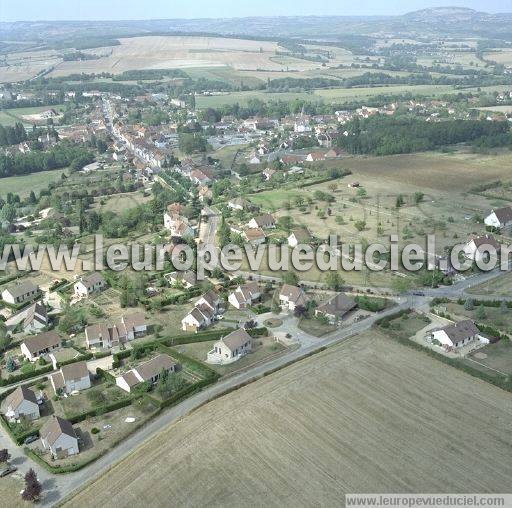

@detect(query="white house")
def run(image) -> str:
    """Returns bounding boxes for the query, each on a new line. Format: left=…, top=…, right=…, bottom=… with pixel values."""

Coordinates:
left=227, top=197, right=250, bottom=211
left=228, top=282, right=261, bottom=309
left=484, top=207, right=512, bottom=231
left=247, top=213, right=275, bottom=229
left=85, top=312, right=147, bottom=349
left=40, top=416, right=79, bottom=459
left=167, top=270, right=198, bottom=289
left=181, top=290, right=220, bottom=332
left=50, top=361, right=91, bottom=395
left=163, top=213, right=195, bottom=238
left=23, top=302, right=49, bottom=334
left=2, top=386, right=40, bottom=422
left=431, top=320, right=480, bottom=349
left=287, top=228, right=312, bottom=248
left=243, top=227, right=266, bottom=247
left=116, top=354, right=177, bottom=393
left=279, top=284, right=308, bottom=311
left=2, top=281, right=39, bottom=305
left=463, top=235, right=500, bottom=263
left=21, top=331, right=61, bottom=362
left=315, top=293, right=357, bottom=324
left=207, top=328, right=252, bottom=365
left=74, top=273, right=106, bottom=298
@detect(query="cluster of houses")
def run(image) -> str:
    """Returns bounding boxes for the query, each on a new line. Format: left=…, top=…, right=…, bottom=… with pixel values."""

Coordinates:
left=181, top=290, right=221, bottom=332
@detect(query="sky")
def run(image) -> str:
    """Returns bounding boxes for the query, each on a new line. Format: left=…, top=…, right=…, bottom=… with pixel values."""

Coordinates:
left=0, top=0, right=511, bottom=21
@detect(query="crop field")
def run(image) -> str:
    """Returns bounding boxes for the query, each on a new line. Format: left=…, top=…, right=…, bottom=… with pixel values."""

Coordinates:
left=0, top=168, right=66, bottom=198
left=0, top=104, right=66, bottom=126
left=484, top=50, right=512, bottom=66
left=64, top=331, right=512, bottom=507
left=39, top=36, right=356, bottom=80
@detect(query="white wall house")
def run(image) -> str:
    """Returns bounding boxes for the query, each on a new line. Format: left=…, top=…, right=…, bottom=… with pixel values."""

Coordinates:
left=116, top=354, right=177, bottom=393
left=279, top=284, right=308, bottom=311
left=40, top=416, right=79, bottom=459
left=463, top=235, right=500, bottom=263
left=207, top=329, right=252, bottom=365
left=50, top=361, right=91, bottom=395
left=484, top=207, right=512, bottom=231
left=74, top=273, right=106, bottom=298
left=431, top=320, right=480, bottom=349
left=228, top=282, right=261, bottom=310
left=21, top=331, right=61, bottom=362
left=1, top=281, right=39, bottom=305
left=2, top=386, right=40, bottom=422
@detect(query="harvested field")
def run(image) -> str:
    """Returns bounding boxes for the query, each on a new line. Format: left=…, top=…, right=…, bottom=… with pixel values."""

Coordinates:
left=64, top=331, right=512, bottom=507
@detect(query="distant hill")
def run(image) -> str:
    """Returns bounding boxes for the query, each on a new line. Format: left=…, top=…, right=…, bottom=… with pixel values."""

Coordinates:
left=404, top=7, right=485, bottom=22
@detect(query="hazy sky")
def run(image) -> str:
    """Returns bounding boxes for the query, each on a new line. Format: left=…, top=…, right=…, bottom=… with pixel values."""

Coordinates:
left=0, top=0, right=511, bottom=21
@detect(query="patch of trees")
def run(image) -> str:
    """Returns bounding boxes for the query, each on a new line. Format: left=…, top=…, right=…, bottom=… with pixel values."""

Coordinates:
left=62, top=51, right=100, bottom=61
left=0, top=141, right=94, bottom=178
left=178, top=133, right=207, bottom=154
left=112, top=69, right=188, bottom=81
left=336, top=116, right=510, bottom=156
left=267, top=77, right=341, bottom=91
left=0, top=122, right=26, bottom=147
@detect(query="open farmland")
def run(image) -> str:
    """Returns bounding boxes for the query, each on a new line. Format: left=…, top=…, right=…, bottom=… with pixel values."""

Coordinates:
left=64, top=332, right=512, bottom=507
left=40, top=36, right=355, bottom=80
left=0, top=168, right=66, bottom=198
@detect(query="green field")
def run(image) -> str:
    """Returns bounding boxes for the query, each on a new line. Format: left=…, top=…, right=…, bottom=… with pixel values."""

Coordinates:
left=0, top=169, right=66, bottom=198
left=196, top=83, right=512, bottom=108
left=0, top=103, right=66, bottom=126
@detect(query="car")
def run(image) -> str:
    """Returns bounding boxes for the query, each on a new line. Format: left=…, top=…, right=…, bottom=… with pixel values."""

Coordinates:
left=0, top=466, right=17, bottom=477
left=412, top=291, right=425, bottom=296
left=23, top=435, right=38, bottom=445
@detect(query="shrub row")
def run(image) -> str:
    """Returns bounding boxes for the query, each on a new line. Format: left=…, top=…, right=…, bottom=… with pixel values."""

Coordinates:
left=0, top=364, right=53, bottom=386
left=67, top=397, right=133, bottom=424
left=0, top=413, right=39, bottom=445
left=24, top=447, right=102, bottom=474
left=248, top=327, right=269, bottom=337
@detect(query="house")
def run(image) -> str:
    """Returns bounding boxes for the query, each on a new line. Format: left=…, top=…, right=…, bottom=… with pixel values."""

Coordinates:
left=166, top=202, right=186, bottom=215
left=181, top=306, right=214, bottom=332
left=116, top=354, right=177, bottom=393
left=40, top=416, right=79, bottom=459
left=279, top=284, right=308, bottom=311
left=85, top=312, right=147, bottom=349
left=181, top=290, right=220, bottom=332
left=315, top=293, right=357, bottom=324
left=243, top=227, right=266, bottom=247
left=484, top=207, right=512, bottom=231
left=21, top=331, right=61, bottom=362
left=280, top=154, right=304, bottom=165
left=288, top=228, right=312, bottom=247
left=247, top=213, right=275, bottom=229
left=50, top=361, right=91, bottom=395
left=262, top=168, right=276, bottom=181
left=2, top=281, right=39, bottom=305
left=163, top=213, right=195, bottom=238
left=23, top=302, right=49, bottom=333
left=198, top=185, right=213, bottom=202
left=2, top=386, right=40, bottom=422
left=206, top=328, right=252, bottom=365
left=306, top=151, right=325, bottom=162
left=228, top=197, right=250, bottom=211
left=228, top=282, right=261, bottom=309
left=463, top=235, right=500, bottom=263
left=431, top=320, right=480, bottom=349
left=74, top=273, right=106, bottom=298
left=167, top=270, right=198, bottom=289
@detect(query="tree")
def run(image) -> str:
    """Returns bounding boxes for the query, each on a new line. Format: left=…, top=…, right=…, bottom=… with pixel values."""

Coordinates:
left=395, top=194, right=405, bottom=208
left=22, top=468, right=42, bottom=502
left=475, top=305, right=487, bottom=320
left=282, top=272, right=299, bottom=286
left=464, top=298, right=474, bottom=311
left=324, top=272, right=345, bottom=291
left=413, top=192, right=424, bottom=205
left=354, top=220, right=366, bottom=232
left=0, top=449, right=10, bottom=463
left=294, top=305, right=307, bottom=318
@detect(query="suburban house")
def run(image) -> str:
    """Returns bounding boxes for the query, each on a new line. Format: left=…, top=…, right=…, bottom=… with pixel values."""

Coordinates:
left=206, top=328, right=252, bottom=365
left=40, top=416, right=79, bottom=459
left=431, top=320, right=481, bottom=349
left=228, top=197, right=250, bottom=211
left=85, top=312, right=147, bottom=349
left=2, top=386, right=40, bottom=422
left=315, top=293, right=357, bottom=324
left=306, top=151, right=325, bottom=162
left=228, top=282, right=261, bottom=309
left=23, top=302, right=49, bottom=333
left=262, top=168, right=276, bottom=181
left=484, top=206, right=512, bottom=231
left=167, top=270, right=198, bottom=289
left=247, top=213, right=275, bottom=229
left=181, top=290, right=220, bottom=332
left=21, top=331, right=61, bottom=362
left=463, top=235, right=500, bottom=263
left=1, top=281, right=39, bottom=305
left=116, top=354, right=177, bottom=393
left=279, top=284, right=308, bottom=311
left=195, top=290, right=221, bottom=314
left=163, top=213, right=195, bottom=238
left=288, top=228, right=312, bottom=247
left=243, top=227, right=266, bottom=247
left=50, top=361, right=91, bottom=395
left=74, top=273, right=107, bottom=298
left=325, top=148, right=345, bottom=158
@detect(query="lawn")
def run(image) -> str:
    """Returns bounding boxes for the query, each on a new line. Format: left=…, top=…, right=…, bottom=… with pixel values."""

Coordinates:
left=298, top=317, right=337, bottom=337
left=465, top=272, right=512, bottom=297
left=446, top=302, right=512, bottom=335
left=0, top=169, right=66, bottom=198
left=178, top=336, right=287, bottom=375
left=0, top=475, right=25, bottom=507
left=464, top=339, right=512, bottom=378
left=92, top=191, right=151, bottom=214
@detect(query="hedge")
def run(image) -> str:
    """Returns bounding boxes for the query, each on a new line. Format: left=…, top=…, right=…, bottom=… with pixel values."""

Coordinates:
left=457, top=297, right=512, bottom=309
left=57, top=353, right=93, bottom=369
left=0, top=364, right=54, bottom=387
left=0, top=413, right=39, bottom=445
left=67, top=397, right=133, bottom=424
left=24, top=446, right=104, bottom=474
left=248, top=327, right=268, bottom=337
left=96, top=367, right=116, bottom=383
left=162, top=328, right=235, bottom=346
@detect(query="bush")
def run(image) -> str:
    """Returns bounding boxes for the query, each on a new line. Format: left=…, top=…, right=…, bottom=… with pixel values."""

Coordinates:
left=91, top=427, right=100, bottom=434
